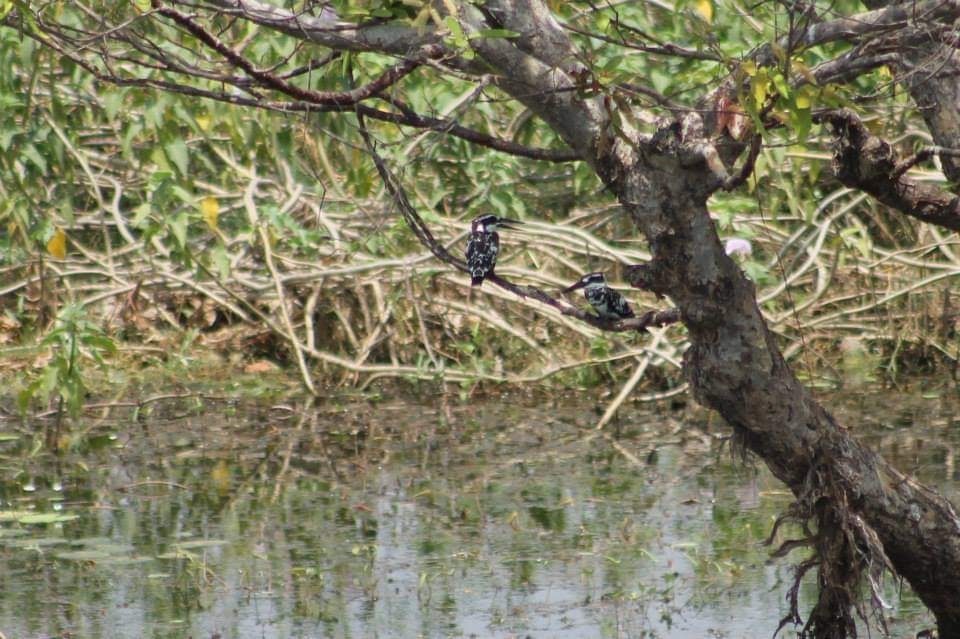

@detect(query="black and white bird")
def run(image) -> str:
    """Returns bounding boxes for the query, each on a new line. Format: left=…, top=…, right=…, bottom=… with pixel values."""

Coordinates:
left=466, top=214, right=523, bottom=286
left=563, top=272, right=635, bottom=320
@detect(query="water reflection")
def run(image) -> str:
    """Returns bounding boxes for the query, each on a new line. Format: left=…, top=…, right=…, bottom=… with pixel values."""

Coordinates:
left=0, top=392, right=956, bottom=638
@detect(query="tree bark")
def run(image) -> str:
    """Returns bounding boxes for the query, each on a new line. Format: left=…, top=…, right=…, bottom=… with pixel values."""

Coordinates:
left=860, top=0, right=960, bottom=184
left=449, top=2, right=960, bottom=629
left=610, top=123, right=960, bottom=633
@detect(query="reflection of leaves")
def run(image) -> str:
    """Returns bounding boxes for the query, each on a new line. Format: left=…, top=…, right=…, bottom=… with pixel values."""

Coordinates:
left=528, top=506, right=565, bottom=532
left=18, top=512, right=79, bottom=524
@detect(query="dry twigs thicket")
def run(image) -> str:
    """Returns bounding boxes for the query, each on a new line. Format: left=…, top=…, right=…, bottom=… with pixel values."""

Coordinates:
left=0, top=4, right=957, bottom=402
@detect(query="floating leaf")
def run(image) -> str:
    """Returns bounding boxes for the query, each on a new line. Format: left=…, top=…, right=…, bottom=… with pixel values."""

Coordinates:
left=200, top=196, right=219, bottom=231
left=98, top=556, right=152, bottom=566
left=4, top=536, right=70, bottom=548
left=46, top=228, right=67, bottom=259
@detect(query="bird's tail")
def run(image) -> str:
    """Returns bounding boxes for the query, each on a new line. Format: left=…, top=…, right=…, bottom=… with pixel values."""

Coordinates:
left=471, top=276, right=484, bottom=287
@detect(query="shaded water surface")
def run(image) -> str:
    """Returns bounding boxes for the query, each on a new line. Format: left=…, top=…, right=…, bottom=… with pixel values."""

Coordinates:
left=0, top=392, right=957, bottom=638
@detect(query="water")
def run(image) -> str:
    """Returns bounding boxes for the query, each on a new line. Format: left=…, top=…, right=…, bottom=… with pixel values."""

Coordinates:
left=0, top=391, right=956, bottom=638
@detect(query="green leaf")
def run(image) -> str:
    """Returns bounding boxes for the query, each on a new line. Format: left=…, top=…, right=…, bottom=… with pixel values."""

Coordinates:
left=81, top=334, right=117, bottom=355
left=211, top=243, right=231, bottom=280
left=169, top=211, right=188, bottom=249
left=22, top=144, right=47, bottom=173
left=164, top=138, right=189, bottom=176
left=772, top=71, right=790, bottom=99
left=790, top=105, right=811, bottom=141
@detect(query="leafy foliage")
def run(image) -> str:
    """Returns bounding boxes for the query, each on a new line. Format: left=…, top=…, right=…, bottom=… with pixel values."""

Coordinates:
left=0, top=0, right=957, bottom=413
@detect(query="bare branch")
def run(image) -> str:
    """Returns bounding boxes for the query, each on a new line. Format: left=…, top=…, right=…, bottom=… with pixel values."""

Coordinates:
left=355, top=110, right=678, bottom=334
left=196, top=0, right=445, bottom=56
left=155, top=4, right=442, bottom=105
left=721, top=134, right=763, bottom=192
left=892, top=145, right=960, bottom=181
left=757, top=0, right=960, bottom=66
left=562, top=22, right=723, bottom=62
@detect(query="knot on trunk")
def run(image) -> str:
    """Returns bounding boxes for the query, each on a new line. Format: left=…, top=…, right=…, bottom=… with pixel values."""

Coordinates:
left=820, top=108, right=898, bottom=185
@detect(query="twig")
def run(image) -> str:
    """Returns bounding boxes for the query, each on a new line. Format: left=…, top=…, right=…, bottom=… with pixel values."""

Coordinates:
left=722, top=134, right=763, bottom=191
left=595, top=329, right=670, bottom=430
left=243, top=174, right=317, bottom=394
left=155, top=5, right=442, bottom=106
left=355, top=110, right=681, bottom=335
left=891, top=145, right=960, bottom=181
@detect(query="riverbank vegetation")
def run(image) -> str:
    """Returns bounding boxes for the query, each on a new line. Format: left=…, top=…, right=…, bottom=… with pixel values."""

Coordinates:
left=1, top=4, right=957, bottom=416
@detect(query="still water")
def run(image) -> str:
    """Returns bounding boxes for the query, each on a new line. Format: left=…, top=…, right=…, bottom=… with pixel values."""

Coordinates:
left=0, top=391, right=956, bottom=638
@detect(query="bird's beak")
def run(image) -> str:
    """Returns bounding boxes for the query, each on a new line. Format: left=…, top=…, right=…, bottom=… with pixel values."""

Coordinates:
left=498, top=218, right=524, bottom=231
left=562, top=280, right=586, bottom=293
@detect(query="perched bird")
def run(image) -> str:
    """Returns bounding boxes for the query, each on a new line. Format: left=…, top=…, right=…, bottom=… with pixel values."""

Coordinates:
left=466, top=214, right=523, bottom=286
left=563, top=272, right=635, bottom=320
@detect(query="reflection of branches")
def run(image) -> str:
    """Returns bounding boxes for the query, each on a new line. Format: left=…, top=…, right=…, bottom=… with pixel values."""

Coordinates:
left=355, top=111, right=680, bottom=334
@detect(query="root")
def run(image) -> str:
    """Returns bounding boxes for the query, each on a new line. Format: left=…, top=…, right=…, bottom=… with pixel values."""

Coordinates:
left=771, top=449, right=895, bottom=639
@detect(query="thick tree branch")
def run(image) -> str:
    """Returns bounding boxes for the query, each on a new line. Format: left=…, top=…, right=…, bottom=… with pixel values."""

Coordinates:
left=482, top=0, right=585, bottom=73
left=196, top=0, right=444, bottom=56
left=458, top=3, right=609, bottom=160
left=756, top=0, right=960, bottom=66
left=819, top=108, right=960, bottom=232
left=616, top=113, right=960, bottom=637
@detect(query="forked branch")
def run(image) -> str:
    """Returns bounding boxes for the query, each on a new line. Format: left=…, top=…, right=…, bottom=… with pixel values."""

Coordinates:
left=354, top=111, right=680, bottom=334
left=819, top=108, right=960, bottom=232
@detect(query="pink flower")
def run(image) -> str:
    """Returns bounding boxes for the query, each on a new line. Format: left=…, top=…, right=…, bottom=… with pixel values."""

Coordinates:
left=724, top=237, right=753, bottom=257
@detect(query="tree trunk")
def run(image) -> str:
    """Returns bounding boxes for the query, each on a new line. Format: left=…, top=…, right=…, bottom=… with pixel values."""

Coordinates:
left=861, top=0, right=960, bottom=184
left=601, top=116, right=960, bottom=635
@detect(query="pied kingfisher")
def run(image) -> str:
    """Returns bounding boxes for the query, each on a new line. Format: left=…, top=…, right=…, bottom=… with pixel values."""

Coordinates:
left=466, top=214, right=523, bottom=287
left=564, top=272, right=635, bottom=320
